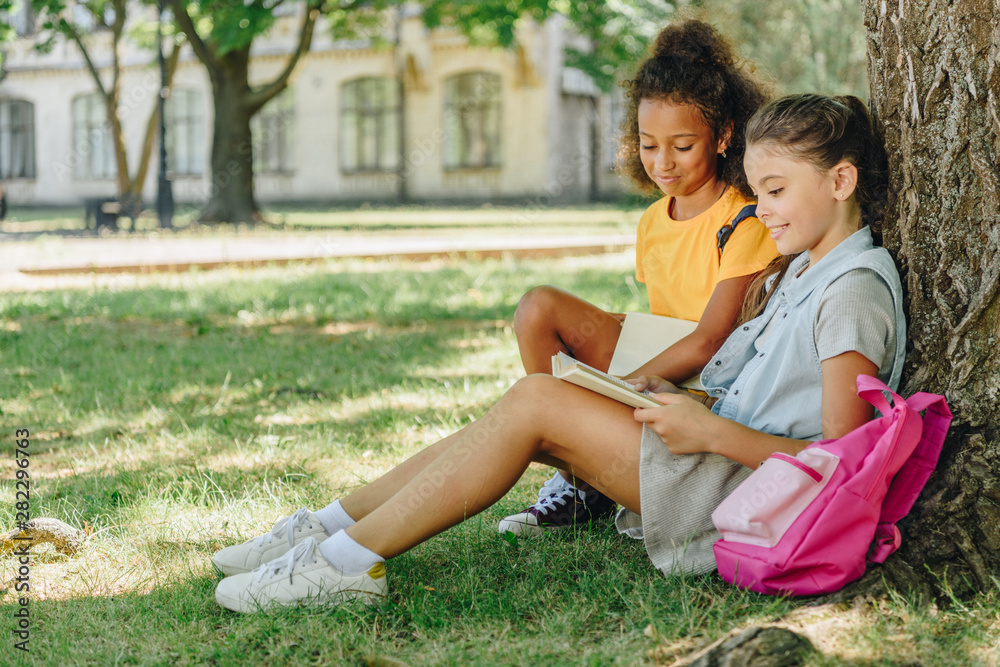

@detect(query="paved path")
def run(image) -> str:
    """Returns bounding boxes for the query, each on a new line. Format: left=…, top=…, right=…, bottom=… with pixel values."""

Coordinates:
left=1, top=229, right=634, bottom=290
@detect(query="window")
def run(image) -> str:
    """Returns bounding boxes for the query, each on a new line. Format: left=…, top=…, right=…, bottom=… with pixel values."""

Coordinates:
left=0, top=99, right=36, bottom=179
left=71, top=93, right=115, bottom=180
left=252, top=88, right=295, bottom=174
left=165, top=89, right=206, bottom=176
left=340, top=77, right=400, bottom=173
left=443, top=72, right=501, bottom=169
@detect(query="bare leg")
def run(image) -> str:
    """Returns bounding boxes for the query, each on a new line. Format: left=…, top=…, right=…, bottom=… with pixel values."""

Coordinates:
left=336, top=290, right=635, bottom=526
left=513, top=286, right=624, bottom=375
left=513, top=286, right=626, bottom=492
left=345, top=375, right=643, bottom=558
left=340, top=427, right=469, bottom=521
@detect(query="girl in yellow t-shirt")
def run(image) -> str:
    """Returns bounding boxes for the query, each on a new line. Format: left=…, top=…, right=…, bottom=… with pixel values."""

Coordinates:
left=500, top=19, right=779, bottom=534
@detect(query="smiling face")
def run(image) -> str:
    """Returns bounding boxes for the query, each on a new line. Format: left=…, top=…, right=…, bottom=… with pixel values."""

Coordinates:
left=638, top=99, right=729, bottom=218
left=743, top=144, right=859, bottom=263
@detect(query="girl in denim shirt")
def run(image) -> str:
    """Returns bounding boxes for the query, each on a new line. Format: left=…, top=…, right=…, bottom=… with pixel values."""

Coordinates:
left=212, top=94, right=905, bottom=611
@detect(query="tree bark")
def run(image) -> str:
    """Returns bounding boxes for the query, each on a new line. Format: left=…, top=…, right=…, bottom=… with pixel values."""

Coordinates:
left=860, top=0, right=1000, bottom=600
left=198, top=47, right=261, bottom=224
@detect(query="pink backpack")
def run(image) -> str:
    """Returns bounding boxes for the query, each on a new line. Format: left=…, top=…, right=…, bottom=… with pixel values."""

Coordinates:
left=711, top=375, right=951, bottom=596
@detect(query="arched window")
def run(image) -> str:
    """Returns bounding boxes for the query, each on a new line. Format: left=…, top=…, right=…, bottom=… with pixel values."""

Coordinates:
left=165, top=89, right=206, bottom=176
left=252, top=88, right=295, bottom=174
left=71, top=93, right=115, bottom=180
left=0, top=99, right=36, bottom=179
left=340, top=77, right=400, bottom=173
left=443, top=72, right=501, bottom=169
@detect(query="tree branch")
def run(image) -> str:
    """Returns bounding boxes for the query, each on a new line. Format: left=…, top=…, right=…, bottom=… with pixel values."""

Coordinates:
left=62, top=18, right=107, bottom=98
left=110, top=0, right=126, bottom=102
left=168, top=0, right=220, bottom=83
left=244, top=1, right=321, bottom=114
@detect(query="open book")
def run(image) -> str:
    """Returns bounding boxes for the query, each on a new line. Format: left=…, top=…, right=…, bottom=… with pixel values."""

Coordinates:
left=551, top=351, right=662, bottom=409
left=607, top=312, right=704, bottom=391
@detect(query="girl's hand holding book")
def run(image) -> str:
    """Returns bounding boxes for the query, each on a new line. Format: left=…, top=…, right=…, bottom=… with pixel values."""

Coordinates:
left=632, top=391, right=721, bottom=456
left=625, top=376, right=682, bottom=395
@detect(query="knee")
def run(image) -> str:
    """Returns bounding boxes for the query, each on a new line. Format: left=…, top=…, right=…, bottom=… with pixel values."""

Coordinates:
left=513, top=285, right=561, bottom=337
left=504, top=374, right=560, bottom=413
left=467, top=375, right=553, bottom=446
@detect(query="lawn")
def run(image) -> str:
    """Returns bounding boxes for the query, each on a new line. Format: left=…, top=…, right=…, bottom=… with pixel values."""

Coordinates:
left=1, top=252, right=997, bottom=666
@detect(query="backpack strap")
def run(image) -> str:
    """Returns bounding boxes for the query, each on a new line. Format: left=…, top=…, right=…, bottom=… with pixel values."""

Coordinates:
left=868, top=390, right=952, bottom=563
left=855, top=374, right=900, bottom=415
left=717, top=204, right=757, bottom=254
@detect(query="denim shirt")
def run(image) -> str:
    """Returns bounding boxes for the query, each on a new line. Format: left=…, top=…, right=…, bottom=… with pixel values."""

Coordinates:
left=700, top=227, right=906, bottom=441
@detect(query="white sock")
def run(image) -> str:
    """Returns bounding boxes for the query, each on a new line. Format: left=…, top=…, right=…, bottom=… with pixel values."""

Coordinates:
left=318, top=529, right=384, bottom=576
left=313, top=499, right=356, bottom=536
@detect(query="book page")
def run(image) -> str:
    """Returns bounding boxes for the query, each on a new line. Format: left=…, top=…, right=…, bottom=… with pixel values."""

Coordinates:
left=607, top=312, right=703, bottom=390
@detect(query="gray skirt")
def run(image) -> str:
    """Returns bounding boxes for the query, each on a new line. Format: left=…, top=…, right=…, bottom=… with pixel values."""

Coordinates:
left=616, top=425, right=753, bottom=575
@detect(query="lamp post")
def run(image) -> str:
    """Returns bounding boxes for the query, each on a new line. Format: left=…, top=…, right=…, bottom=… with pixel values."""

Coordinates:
left=156, top=0, right=174, bottom=228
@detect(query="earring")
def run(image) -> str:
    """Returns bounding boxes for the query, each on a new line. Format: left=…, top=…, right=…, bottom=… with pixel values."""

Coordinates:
left=721, top=149, right=727, bottom=158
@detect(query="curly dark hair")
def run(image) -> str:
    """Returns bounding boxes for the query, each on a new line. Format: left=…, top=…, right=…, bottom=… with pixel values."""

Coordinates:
left=618, top=19, right=771, bottom=198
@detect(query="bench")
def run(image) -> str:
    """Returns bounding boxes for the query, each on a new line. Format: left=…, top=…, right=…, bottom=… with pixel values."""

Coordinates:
left=83, top=197, right=121, bottom=231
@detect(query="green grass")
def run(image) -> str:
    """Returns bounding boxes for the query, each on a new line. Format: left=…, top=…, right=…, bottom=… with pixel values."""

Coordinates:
left=1, top=253, right=997, bottom=666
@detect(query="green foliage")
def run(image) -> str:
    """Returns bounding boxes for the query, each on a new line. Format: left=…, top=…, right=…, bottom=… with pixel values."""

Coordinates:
left=558, top=0, right=674, bottom=92
left=417, top=0, right=866, bottom=96
left=0, top=1, right=13, bottom=74
left=30, top=0, right=86, bottom=54
left=177, top=0, right=387, bottom=58
left=707, top=0, right=869, bottom=97
left=323, top=1, right=392, bottom=46
left=182, top=0, right=282, bottom=56
left=422, top=0, right=673, bottom=92
left=421, top=0, right=548, bottom=48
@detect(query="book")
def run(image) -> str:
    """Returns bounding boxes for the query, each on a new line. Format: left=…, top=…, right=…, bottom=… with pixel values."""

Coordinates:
left=607, top=312, right=704, bottom=391
left=551, top=351, right=662, bottom=409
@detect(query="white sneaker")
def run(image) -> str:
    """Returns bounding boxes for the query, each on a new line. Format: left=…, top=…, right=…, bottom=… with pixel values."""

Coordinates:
left=212, top=508, right=329, bottom=576
left=215, top=537, right=388, bottom=613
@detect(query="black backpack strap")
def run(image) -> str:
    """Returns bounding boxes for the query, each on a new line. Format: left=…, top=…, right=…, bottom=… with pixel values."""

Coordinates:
left=717, top=204, right=758, bottom=253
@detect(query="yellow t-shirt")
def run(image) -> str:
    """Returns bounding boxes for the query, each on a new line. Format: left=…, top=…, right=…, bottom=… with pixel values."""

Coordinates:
left=635, top=188, right=778, bottom=321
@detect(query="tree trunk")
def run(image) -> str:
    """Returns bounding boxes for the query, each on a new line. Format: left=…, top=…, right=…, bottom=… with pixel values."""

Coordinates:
left=859, top=0, right=1000, bottom=600
left=199, top=47, right=261, bottom=224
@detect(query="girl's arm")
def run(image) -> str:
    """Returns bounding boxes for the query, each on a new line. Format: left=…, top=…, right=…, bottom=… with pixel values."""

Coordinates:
left=627, top=274, right=756, bottom=384
left=633, top=350, right=878, bottom=469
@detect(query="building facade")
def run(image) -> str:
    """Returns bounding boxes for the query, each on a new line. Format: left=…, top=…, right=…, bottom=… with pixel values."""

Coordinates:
left=0, top=5, right=627, bottom=208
